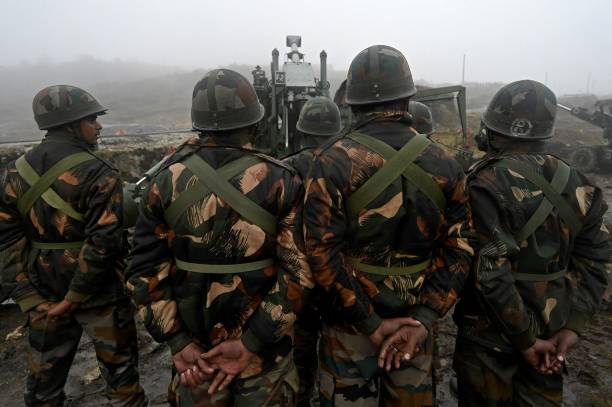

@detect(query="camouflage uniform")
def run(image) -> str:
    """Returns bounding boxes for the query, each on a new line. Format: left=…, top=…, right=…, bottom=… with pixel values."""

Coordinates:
left=284, top=148, right=320, bottom=407
left=284, top=96, right=343, bottom=406
left=0, top=123, right=146, bottom=404
left=303, top=113, right=475, bottom=406
left=127, top=69, right=308, bottom=406
left=454, top=152, right=611, bottom=405
left=453, top=81, right=611, bottom=406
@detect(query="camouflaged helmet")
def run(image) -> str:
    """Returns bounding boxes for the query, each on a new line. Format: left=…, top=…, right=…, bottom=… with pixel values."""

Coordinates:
left=346, top=45, right=417, bottom=105
left=191, top=69, right=265, bottom=131
left=408, top=101, right=434, bottom=136
left=482, top=80, right=557, bottom=140
left=32, top=85, right=107, bottom=130
left=296, top=97, right=342, bottom=137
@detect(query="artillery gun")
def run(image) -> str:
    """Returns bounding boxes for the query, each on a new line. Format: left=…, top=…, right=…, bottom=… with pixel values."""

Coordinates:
left=557, top=100, right=612, bottom=172
left=252, top=35, right=329, bottom=157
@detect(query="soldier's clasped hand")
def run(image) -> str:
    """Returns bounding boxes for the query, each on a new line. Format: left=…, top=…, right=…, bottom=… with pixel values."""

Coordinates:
left=547, top=329, right=579, bottom=374
left=200, top=339, right=256, bottom=394
left=174, top=342, right=215, bottom=388
left=378, top=324, right=428, bottom=371
left=521, top=338, right=557, bottom=374
left=368, top=317, right=422, bottom=347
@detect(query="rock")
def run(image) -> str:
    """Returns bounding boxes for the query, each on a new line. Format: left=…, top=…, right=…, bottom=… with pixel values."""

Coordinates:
left=81, top=367, right=101, bottom=385
left=5, top=325, right=25, bottom=341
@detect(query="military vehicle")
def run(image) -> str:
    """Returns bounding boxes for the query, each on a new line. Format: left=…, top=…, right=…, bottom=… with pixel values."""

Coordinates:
left=557, top=100, right=612, bottom=172
left=251, top=35, right=329, bottom=156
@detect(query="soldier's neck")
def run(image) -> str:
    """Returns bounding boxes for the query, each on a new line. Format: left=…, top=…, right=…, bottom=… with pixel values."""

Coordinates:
left=198, top=130, right=254, bottom=149
left=44, top=128, right=94, bottom=149
left=490, top=141, right=548, bottom=155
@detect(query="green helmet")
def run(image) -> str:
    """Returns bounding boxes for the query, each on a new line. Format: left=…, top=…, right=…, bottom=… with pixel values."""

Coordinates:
left=32, top=85, right=107, bottom=130
left=482, top=80, right=557, bottom=140
left=191, top=69, right=265, bottom=131
left=408, top=101, right=434, bottom=136
left=346, top=45, right=417, bottom=105
left=296, top=97, right=342, bottom=137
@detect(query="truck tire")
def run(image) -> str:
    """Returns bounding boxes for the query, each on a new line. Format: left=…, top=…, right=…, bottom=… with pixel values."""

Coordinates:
left=570, top=147, right=597, bottom=173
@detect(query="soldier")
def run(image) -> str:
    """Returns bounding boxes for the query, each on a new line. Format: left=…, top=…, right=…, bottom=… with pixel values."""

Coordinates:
left=0, top=85, right=147, bottom=406
left=302, top=45, right=475, bottom=406
left=408, top=101, right=434, bottom=137
left=283, top=96, right=342, bottom=406
left=126, top=69, right=307, bottom=406
left=453, top=80, right=611, bottom=406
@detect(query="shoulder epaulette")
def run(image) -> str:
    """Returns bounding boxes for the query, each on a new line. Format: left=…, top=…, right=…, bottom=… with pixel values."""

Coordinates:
left=280, top=147, right=315, bottom=161
left=467, top=155, right=501, bottom=178
left=250, top=152, right=296, bottom=174
left=314, top=134, right=345, bottom=156
left=87, top=150, right=118, bottom=171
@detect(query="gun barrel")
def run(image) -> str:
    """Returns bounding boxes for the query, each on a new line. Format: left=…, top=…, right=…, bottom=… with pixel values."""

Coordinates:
left=557, top=103, right=573, bottom=112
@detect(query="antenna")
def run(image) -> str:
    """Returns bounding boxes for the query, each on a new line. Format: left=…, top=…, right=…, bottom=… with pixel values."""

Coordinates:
left=586, top=72, right=591, bottom=95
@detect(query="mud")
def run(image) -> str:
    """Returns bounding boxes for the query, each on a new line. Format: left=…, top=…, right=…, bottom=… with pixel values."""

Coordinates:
left=1, top=302, right=610, bottom=406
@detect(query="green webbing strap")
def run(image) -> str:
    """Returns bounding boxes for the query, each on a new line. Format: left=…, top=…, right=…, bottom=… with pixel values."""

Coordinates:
left=346, top=133, right=446, bottom=217
left=164, top=155, right=261, bottom=228
left=181, top=155, right=277, bottom=235
left=494, top=159, right=582, bottom=236
left=175, top=258, right=274, bottom=274
left=514, top=161, right=572, bottom=242
left=31, top=241, right=84, bottom=250
left=15, top=152, right=94, bottom=221
left=512, top=269, right=567, bottom=282
left=347, top=256, right=430, bottom=276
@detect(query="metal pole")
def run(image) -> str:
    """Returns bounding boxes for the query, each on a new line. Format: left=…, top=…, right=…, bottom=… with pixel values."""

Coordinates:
left=461, top=54, right=466, bottom=85
left=320, top=50, right=328, bottom=97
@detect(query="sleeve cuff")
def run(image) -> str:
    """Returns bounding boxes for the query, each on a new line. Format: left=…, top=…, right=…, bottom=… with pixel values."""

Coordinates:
left=508, top=329, right=536, bottom=351
left=64, top=290, right=93, bottom=303
left=241, top=328, right=265, bottom=354
left=564, top=308, right=592, bottom=336
left=354, top=312, right=382, bottom=335
left=16, top=293, right=47, bottom=313
left=166, top=331, right=192, bottom=355
left=407, top=305, right=439, bottom=332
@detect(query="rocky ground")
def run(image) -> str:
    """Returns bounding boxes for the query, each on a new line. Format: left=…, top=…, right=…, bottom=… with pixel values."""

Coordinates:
left=1, top=303, right=610, bottom=406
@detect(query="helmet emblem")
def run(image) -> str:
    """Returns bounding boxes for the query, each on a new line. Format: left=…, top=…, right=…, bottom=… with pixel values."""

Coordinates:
left=510, top=118, right=533, bottom=137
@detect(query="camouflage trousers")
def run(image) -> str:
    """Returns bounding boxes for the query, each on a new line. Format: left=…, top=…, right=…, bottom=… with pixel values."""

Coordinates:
left=170, top=350, right=299, bottom=406
left=294, top=302, right=323, bottom=407
left=26, top=300, right=147, bottom=407
left=319, top=324, right=434, bottom=407
left=453, top=339, right=562, bottom=407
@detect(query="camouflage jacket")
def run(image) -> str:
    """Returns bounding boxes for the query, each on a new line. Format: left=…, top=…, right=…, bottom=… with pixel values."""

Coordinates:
left=455, top=152, right=611, bottom=352
left=0, top=130, right=127, bottom=312
left=302, top=115, right=475, bottom=334
left=126, top=136, right=308, bottom=361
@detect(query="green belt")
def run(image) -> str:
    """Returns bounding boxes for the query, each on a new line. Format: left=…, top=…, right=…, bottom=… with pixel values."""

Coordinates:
left=512, top=269, right=566, bottom=282
left=31, top=241, right=85, bottom=250
left=175, top=258, right=274, bottom=274
left=347, top=256, right=430, bottom=276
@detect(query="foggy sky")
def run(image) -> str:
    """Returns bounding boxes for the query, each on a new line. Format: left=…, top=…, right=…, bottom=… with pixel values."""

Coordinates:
left=1, top=0, right=611, bottom=95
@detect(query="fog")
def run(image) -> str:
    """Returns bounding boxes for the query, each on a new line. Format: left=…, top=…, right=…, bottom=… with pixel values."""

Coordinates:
left=1, top=0, right=610, bottom=95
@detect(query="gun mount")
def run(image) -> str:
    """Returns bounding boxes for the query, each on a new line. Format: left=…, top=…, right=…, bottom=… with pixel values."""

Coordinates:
left=557, top=101, right=612, bottom=172
left=252, top=35, right=329, bottom=157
